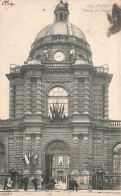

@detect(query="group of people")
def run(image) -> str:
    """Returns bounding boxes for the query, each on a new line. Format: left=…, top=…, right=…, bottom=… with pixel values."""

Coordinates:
left=4, top=176, right=38, bottom=191
left=4, top=176, right=13, bottom=191
left=4, top=175, right=79, bottom=191
left=67, top=178, right=78, bottom=191
left=22, top=176, right=38, bottom=191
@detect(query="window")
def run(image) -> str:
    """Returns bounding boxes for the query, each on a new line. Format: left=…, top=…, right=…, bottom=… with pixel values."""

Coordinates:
left=0, top=143, right=5, bottom=173
left=48, top=87, right=68, bottom=123
left=53, top=155, right=70, bottom=166
left=60, top=13, right=63, bottom=21
left=58, top=156, right=63, bottom=165
left=113, top=144, right=121, bottom=174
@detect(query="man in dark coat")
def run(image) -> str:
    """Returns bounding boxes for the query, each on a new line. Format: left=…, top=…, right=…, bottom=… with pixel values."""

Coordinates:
left=4, top=177, right=8, bottom=190
left=23, top=176, right=29, bottom=191
left=69, top=179, right=74, bottom=190
left=73, top=180, right=78, bottom=191
left=32, top=178, right=38, bottom=191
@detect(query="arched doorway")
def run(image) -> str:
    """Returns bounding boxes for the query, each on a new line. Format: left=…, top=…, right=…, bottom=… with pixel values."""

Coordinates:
left=45, top=140, right=71, bottom=185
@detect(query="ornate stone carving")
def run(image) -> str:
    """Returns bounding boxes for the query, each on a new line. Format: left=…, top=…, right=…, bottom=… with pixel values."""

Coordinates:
left=27, top=70, right=41, bottom=77
left=46, top=140, right=69, bottom=152
left=42, top=77, right=73, bottom=82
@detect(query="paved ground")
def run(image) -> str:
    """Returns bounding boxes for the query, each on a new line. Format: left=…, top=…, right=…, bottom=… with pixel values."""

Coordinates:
left=0, top=189, right=121, bottom=196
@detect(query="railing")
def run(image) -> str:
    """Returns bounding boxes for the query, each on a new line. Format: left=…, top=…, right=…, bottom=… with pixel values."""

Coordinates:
left=0, top=120, right=9, bottom=127
left=109, top=120, right=121, bottom=127
left=24, top=60, right=42, bottom=65
left=32, top=35, right=91, bottom=54
left=45, top=64, right=70, bottom=68
left=95, top=65, right=109, bottom=73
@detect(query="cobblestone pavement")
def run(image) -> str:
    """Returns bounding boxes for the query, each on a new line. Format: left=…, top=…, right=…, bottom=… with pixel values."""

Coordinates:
left=0, top=189, right=121, bottom=196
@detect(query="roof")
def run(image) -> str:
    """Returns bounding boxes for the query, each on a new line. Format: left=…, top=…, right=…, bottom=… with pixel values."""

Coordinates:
left=35, top=21, right=87, bottom=42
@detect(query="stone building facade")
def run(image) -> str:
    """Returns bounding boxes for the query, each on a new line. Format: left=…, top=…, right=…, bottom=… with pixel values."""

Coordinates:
left=0, top=0, right=121, bottom=189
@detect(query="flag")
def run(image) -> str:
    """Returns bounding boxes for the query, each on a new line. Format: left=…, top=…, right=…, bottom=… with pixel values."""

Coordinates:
left=34, top=153, right=38, bottom=164
left=34, top=153, right=38, bottom=160
left=24, top=153, right=30, bottom=165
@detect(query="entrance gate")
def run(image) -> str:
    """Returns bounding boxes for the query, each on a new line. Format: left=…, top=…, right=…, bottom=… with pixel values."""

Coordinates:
left=45, top=140, right=71, bottom=184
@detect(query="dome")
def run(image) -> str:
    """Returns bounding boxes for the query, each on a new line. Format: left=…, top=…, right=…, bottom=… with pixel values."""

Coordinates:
left=29, top=1, right=92, bottom=59
left=54, top=0, right=69, bottom=14
left=35, top=21, right=87, bottom=42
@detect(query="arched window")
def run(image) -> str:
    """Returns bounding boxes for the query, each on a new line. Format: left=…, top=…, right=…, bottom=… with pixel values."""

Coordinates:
left=48, top=87, right=68, bottom=122
left=113, top=144, right=121, bottom=174
left=0, top=143, right=5, bottom=173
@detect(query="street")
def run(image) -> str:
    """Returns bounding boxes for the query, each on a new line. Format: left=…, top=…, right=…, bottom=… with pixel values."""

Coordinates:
left=0, top=190, right=121, bottom=196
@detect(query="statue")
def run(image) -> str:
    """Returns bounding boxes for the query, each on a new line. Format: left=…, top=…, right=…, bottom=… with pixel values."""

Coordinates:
left=41, top=46, right=48, bottom=62
left=69, top=46, right=76, bottom=61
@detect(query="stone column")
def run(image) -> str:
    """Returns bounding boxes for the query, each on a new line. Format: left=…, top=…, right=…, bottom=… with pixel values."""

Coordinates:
left=71, top=134, right=79, bottom=175
left=83, top=78, right=89, bottom=114
left=36, top=78, right=42, bottom=115
left=82, top=135, right=89, bottom=174
left=73, top=78, right=79, bottom=115
left=103, top=85, right=109, bottom=119
left=25, top=78, right=31, bottom=114
left=9, top=85, right=14, bottom=118
left=35, top=134, right=42, bottom=188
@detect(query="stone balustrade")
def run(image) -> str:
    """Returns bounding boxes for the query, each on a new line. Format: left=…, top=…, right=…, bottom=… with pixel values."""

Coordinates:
left=109, top=120, right=121, bottom=127
left=45, top=64, right=70, bottom=68
left=10, top=64, right=21, bottom=73
left=0, top=120, right=9, bottom=127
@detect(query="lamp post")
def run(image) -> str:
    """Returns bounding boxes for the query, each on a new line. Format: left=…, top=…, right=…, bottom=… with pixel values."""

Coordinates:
left=88, top=155, right=93, bottom=191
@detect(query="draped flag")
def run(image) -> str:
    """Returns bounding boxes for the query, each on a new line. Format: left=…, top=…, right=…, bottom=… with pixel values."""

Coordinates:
left=23, top=153, right=30, bottom=165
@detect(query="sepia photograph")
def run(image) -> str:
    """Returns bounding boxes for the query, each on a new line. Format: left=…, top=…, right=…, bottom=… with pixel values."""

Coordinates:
left=0, top=0, right=121, bottom=195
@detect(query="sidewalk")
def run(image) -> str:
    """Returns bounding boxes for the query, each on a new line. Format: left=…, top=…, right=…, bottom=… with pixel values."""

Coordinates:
left=0, top=188, right=121, bottom=193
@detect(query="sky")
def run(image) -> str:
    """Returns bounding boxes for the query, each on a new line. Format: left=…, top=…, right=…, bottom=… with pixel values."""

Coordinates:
left=0, top=0, right=121, bottom=120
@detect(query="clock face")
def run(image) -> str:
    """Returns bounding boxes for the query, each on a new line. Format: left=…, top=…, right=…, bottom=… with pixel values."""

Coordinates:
left=54, top=52, right=65, bottom=62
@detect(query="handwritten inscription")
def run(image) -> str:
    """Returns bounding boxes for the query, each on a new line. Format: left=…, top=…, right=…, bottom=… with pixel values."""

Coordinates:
left=1, top=0, right=15, bottom=10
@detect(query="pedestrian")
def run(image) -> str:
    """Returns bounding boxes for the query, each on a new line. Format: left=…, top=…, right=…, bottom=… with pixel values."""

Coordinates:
left=32, top=178, right=38, bottom=191
left=68, top=178, right=74, bottom=190
left=6, top=177, right=12, bottom=191
left=41, top=175, right=44, bottom=188
left=4, top=177, right=8, bottom=190
left=73, top=179, right=78, bottom=191
left=23, top=176, right=29, bottom=191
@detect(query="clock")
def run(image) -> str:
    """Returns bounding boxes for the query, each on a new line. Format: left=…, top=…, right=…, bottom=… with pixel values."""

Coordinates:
left=54, top=51, right=65, bottom=62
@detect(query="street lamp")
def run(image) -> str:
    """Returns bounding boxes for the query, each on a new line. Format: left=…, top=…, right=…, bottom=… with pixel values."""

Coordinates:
left=88, top=155, right=93, bottom=191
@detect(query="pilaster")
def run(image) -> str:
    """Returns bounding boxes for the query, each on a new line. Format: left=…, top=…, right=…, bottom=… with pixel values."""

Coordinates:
left=103, top=85, right=109, bottom=119
left=35, top=134, right=42, bottom=188
left=9, top=85, right=14, bottom=118
left=83, top=78, right=89, bottom=115
left=82, top=135, right=89, bottom=174
left=25, top=78, right=32, bottom=114
left=36, top=78, right=42, bottom=115
left=71, top=134, right=79, bottom=175
left=73, top=78, right=79, bottom=115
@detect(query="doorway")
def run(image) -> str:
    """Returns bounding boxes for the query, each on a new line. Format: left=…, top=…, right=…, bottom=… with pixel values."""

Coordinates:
left=44, top=140, right=70, bottom=185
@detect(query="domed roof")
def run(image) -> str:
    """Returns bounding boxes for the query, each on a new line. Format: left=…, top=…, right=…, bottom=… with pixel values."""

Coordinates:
left=35, top=21, right=87, bottom=42
left=54, top=0, right=69, bottom=13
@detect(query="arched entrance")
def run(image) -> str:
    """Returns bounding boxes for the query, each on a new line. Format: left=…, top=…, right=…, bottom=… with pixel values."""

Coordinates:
left=45, top=140, right=71, bottom=185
